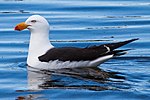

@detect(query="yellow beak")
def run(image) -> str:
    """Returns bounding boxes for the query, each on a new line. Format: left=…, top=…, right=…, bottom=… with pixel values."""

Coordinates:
left=14, top=22, right=28, bottom=31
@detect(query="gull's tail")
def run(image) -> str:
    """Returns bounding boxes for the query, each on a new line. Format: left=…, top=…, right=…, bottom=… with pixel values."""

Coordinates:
left=104, top=38, right=139, bottom=51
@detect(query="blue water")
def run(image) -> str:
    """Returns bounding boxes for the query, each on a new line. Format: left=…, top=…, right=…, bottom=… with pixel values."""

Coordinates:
left=0, top=0, right=150, bottom=100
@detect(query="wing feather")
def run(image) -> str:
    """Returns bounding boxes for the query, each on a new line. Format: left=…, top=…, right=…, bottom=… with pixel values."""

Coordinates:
left=38, top=38, right=138, bottom=62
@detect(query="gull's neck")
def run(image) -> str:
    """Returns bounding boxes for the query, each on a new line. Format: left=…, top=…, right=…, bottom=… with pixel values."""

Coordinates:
left=27, top=31, right=53, bottom=66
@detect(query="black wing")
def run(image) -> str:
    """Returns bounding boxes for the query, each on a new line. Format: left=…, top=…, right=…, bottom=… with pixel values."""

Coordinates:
left=38, top=38, right=138, bottom=62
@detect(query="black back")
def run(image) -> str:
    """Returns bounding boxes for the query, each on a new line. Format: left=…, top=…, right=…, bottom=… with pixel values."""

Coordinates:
left=38, top=38, right=138, bottom=62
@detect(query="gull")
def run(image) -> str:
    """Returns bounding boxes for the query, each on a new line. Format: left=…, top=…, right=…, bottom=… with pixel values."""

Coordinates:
left=15, top=15, right=138, bottom=70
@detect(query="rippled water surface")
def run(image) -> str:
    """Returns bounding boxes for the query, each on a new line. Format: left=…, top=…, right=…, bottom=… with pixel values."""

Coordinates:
left=0, top=0, right=150, bottom=100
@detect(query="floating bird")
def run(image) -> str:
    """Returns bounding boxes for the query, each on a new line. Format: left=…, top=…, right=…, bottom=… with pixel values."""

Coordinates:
left=14, top=15, right=138, bottom=70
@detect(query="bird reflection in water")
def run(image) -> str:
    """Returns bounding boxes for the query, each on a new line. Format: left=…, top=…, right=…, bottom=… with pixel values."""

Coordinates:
left=16, top=66, right=125, bottom=100
left=27, top=66, right=125, bottom=91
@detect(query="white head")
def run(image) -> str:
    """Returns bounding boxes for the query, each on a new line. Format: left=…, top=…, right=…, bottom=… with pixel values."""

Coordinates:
left=15, top=15, right=53, bottom=67
left=15, top=15, right=50, bottom=33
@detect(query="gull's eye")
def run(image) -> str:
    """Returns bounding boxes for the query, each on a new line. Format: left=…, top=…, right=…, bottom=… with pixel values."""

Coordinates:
left=31, top=20, right=37, bottom=23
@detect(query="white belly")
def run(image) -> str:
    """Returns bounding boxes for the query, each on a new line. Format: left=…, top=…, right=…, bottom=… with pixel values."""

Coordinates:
left=27, top=55, right=113, bottom=70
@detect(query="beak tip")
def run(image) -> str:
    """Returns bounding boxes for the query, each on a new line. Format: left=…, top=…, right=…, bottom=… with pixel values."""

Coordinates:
left=14, top=26, right=20, bottom=31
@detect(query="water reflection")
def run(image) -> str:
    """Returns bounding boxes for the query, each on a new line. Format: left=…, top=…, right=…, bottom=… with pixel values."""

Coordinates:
left=27, top=66, right=125, bottom=91
left=15, top=66, right=126, bottom=99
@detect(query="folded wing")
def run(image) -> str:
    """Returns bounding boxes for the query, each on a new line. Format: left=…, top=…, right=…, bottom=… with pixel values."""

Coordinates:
left=38, top=38, right=138, bottom=62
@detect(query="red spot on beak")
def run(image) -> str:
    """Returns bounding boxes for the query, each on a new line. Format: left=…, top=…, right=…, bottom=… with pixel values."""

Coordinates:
left=14, top=26, right=21, bottom=31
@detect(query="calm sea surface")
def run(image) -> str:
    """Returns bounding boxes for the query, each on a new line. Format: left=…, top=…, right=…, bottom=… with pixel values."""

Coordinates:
left=0, top=0, right=150, bottom=100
